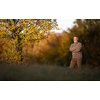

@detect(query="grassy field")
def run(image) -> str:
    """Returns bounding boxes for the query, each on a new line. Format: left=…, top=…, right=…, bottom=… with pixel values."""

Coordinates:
left=0, top=64, right=100, bottom=81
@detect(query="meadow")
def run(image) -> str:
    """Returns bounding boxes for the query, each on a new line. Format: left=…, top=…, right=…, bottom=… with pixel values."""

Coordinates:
left=0, top=64, right=100, bottom=81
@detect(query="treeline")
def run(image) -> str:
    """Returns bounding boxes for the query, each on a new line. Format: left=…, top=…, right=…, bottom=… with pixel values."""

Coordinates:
left=0, top=19, right=100, bottom=68
left=66, top=19, right=100, bottom=67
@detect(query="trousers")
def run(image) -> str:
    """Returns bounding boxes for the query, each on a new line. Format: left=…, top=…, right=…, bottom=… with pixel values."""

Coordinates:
left=69, top=58, right=82, bottom=69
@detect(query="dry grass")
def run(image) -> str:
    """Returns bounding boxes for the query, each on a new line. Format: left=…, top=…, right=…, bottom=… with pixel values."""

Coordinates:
left=0, top=64, right=100, bottom=81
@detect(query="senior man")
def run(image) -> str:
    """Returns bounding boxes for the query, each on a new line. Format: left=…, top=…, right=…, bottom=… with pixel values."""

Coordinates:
left=69, top=36, right=83, bottom=69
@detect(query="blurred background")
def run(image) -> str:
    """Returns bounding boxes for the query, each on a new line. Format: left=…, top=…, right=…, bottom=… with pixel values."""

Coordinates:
left=0, top=19, right=100, bottom=69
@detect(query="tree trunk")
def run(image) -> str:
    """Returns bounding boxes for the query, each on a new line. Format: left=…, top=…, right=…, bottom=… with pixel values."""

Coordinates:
left=17, top=35, right=23, bottom=65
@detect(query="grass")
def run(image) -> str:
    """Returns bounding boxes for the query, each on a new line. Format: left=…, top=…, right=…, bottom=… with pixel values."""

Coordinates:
left=0, top=64, right=100, bottom=81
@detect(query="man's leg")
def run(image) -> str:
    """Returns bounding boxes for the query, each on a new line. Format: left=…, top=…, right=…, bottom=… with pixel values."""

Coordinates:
left=77, top=58, right=82, bottom=69
left=69, top=58, right=76, bottom=69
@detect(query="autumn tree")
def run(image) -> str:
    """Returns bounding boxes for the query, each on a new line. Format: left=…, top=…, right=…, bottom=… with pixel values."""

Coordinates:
left=0, top=19, right=58, bottom=64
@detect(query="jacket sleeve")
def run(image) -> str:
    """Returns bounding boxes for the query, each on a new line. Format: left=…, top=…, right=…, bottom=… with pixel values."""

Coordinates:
left=73, top=43, right=82, bottom=53
left=69, top=44, right=76, bottom=52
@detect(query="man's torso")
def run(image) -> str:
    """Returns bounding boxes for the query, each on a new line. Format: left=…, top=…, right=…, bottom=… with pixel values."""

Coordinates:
left=71, top=42, right=82, bottom=58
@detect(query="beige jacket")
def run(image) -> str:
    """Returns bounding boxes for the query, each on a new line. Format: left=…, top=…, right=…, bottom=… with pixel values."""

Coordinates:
left=69, top=41, right=82, bottom=58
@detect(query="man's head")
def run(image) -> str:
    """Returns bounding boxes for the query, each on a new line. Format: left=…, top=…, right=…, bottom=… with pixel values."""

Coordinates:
left=73, top=36, right=78, bottom=43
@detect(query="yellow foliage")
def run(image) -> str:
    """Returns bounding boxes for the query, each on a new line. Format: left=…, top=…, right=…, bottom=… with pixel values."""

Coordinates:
left=0, top=19, right=59, bottom=64
left=22, top=32, right=71, bottom=65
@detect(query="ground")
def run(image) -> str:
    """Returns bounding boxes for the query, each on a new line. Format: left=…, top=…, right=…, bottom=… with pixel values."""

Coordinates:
left=0, top=64, right=100, bottom=81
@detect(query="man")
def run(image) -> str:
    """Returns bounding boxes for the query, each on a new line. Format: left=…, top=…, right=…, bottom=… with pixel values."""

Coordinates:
left=69, top=36, right=83, bottom=69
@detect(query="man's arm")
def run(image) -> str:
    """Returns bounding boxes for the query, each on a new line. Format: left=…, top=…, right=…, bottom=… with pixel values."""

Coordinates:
left=73, top=43, right=82, bottom=53
left=69, top=44, right=76, bottom=52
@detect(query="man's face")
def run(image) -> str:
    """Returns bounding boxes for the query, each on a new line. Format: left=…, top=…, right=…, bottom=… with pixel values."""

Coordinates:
left=73, top=37, right=78, bottom=43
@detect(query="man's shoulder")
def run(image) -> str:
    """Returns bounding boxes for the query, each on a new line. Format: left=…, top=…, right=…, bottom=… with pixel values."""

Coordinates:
left=71, top=43, right=74, bottom=45
left=71, top=42, right=82, bottom=45
left=78, top=42, right=82, bottom=45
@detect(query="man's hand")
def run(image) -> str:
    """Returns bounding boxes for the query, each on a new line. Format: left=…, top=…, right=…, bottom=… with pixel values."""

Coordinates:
left=72, top=43, right=82, bottom=53
left=69, top=44, right=76, bottom=52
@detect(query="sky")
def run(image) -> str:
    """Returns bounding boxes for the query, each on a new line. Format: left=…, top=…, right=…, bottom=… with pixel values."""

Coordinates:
left=52, top=19, right=76, bottom=33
